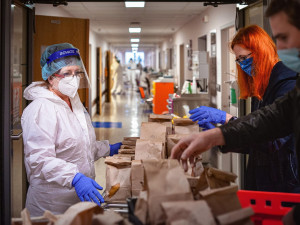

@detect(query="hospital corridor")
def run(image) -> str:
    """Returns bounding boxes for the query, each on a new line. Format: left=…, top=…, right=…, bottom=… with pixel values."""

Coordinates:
left=1, top=0, right=300, bottom=224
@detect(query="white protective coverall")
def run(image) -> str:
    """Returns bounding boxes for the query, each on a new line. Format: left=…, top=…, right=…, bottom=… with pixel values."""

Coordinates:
left=111, top=63, right=125, bottom=94
left=127, top=60, right=137, bottom=89
left=21, top=82, right=110, bottom=216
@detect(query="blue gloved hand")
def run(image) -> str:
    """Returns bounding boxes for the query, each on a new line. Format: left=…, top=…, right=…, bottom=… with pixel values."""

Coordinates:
left=189, top=106, right=226, bottom=126
left=109, top=142, right=122, bottom=156
left=72, top=173, right=104, bottom=206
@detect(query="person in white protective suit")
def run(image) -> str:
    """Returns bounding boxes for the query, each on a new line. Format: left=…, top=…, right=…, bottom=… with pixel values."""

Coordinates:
left=21, top=43, right=122, bottom=217
left=127, top=58, right=137, bottom=89
left=111, top=56, right=125, bottom=95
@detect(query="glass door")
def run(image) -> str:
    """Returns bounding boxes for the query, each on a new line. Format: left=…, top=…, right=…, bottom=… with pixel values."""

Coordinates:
left=11, top=2, right=29, bottom=218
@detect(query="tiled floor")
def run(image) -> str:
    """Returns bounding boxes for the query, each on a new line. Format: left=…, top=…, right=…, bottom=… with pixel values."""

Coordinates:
left=93, top=90, right=152, bottom=192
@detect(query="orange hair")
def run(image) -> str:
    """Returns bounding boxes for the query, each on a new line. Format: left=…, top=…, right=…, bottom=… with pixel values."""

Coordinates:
left=231, top=25, right=279, bottom=100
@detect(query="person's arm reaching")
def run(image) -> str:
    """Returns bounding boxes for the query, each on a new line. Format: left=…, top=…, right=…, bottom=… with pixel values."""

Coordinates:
left=171, top=86, right=296, bottom=169
left=221, top=88, right=295, bottom=149
left=170, top=128, right=225, bottom=171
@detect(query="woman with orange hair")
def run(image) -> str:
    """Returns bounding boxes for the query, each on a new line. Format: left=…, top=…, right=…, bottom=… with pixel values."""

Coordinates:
left=189, top=25, right=300, bottom=192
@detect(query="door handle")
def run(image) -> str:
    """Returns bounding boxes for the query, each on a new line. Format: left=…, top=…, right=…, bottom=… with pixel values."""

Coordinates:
left=11, top=131, right=23, bottom=140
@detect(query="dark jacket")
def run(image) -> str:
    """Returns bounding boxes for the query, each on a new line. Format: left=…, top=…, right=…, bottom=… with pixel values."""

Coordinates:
left=221, top=62, right=300, bottom=192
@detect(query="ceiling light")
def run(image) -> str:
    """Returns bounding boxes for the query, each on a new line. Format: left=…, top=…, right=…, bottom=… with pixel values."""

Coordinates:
left=131, top=44, right=139, bottom=48
left=125, top=1, right=145, bottom=8
left=131, top=38, right=140, bottom=42
left=132, top=48, right=138, bottom=52
left=129, top=28, right=141, bottom=33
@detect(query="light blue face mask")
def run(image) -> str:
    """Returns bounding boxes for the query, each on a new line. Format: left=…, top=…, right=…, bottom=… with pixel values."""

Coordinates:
left=239, top=57, right=253, bottom=76
left=277, top=48, right=300, bottom=73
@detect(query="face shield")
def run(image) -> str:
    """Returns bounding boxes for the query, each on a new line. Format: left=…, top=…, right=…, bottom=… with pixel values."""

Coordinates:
left=42, top=47, right=91, bottom=90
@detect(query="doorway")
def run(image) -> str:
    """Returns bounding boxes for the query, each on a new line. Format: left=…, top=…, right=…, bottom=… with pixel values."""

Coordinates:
left=221, top=26, right=237, bottom=116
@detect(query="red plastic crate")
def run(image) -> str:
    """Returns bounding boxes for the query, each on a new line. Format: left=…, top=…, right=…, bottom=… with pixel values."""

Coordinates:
left=237, top=190, right=300, bottom=225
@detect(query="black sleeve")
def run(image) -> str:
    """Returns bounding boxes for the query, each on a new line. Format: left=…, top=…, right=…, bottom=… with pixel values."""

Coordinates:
left=219, top=87, right=295, bottom=149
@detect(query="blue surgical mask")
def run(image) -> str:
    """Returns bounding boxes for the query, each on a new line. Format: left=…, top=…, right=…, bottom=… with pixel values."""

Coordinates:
left=239, top=57, right=253, bottom=76
left=277, top=48, right=300, bottom=73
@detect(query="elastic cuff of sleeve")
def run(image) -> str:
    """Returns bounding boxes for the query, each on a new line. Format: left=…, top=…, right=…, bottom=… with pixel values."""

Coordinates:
left=229, top=116, right=237, bottom=122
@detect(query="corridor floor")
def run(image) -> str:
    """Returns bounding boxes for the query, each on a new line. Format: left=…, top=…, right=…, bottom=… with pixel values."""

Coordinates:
left=92, top=90, right=152, bottom=192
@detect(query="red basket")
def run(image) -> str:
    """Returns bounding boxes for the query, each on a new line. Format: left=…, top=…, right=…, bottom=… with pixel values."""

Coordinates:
left=237, top=190, right=300, bottom=225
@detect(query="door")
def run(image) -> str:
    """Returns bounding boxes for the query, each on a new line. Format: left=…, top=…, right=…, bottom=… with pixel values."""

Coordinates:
left=11, top=1, right=33, bottom=217
left=96, top=47, right=102, bottom=115
left=105, top=50, right=112, bottom=103
left=33, top=15, right=90, bottom=110
left=179, top=44, right=184, bottom=89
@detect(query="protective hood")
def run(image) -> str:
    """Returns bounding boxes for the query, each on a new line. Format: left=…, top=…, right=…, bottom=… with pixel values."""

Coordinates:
left=23, top=82, right=71, bottom=107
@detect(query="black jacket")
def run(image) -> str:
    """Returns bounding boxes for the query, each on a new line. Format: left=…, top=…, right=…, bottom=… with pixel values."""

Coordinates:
left=220, top=62, right=300, bottom=192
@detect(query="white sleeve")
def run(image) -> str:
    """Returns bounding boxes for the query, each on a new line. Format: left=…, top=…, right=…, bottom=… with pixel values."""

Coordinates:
left=22, top=101, right=78, bottom=188
left=94, top=140, right=110, bottom=160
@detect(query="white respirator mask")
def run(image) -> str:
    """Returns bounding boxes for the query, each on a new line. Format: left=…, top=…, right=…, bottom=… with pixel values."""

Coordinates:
left=57, top=76, right=80, bottom=98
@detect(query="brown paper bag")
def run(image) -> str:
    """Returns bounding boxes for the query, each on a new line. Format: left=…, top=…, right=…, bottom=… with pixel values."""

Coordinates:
left=134, top=191, right=148, bottom=225
left=119, top=149, right=135, bottom=154
left=120, top=145, right=135, bottom=149
left=195, top=167, right=237, bottom=194
left=131, top=160, right=145, bottom=197
left=112, top=154, right=135, bottom=160
left=122, top=140, right=137, bottom=146
left=123, top=137, right=140, bottom=141
left=199, top=185, right=241, bottom=216
left=206, top=167, right=237, bottom=189
left=148, top=114, right=173, bottom=121
left=143, top=159, right=193, bottom=225
left=135, top=139, right=165, bottom=160
left=173, top=118, right=199, bottom=134
left=56, top=202, right=103, bottom=225
left=104, top=157, right=132, bottom=202
left=216, top=207, right=254, bottom=225
left=92, top=210, right=124, bottom=225
left=140, top=122, right=167, bottom=142
left=161, top=200, right=217, bottom=225
left=166, top=134, right=189, bottom=158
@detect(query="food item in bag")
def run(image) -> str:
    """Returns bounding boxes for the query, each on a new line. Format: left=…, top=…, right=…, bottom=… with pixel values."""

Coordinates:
left=108, top=183, right=120, bottom=198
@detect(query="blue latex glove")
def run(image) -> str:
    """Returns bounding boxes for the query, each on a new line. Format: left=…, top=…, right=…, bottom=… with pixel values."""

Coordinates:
left=201, top=123, right=216, bottom=131
left=189, top=106, right=226, bottom=126
left=72, top=173, right=104, bottom=206
left=109, top=142, right=122, bottom=156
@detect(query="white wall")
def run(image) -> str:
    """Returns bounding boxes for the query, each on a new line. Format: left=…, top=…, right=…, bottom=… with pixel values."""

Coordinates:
left=89, top=31, right=109, bottom=116
left=164, top=4, right=236, bottom=108
left=35, top=4, right=73, bottom=17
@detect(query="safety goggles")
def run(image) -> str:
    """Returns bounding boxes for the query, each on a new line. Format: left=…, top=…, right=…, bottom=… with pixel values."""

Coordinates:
left=235, top=53, right=252, bottom=65
left=54, top=71, right=85, bottom=78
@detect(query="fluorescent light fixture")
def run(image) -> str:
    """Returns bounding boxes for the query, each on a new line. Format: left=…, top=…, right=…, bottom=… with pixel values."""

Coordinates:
left=132, top=48, right=138, bottom=52
left=131, top=38, right=140, bottom=42
left=131, top=44, right=139, bottom=48
left=129, top=27, right=141, bottom=33
left=236, top=3, right=248, bottom=10
left=125, top=1, right=145, bottom=7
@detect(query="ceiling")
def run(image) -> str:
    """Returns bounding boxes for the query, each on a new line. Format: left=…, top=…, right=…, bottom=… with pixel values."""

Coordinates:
left=36, top=2, right=211, bottom=49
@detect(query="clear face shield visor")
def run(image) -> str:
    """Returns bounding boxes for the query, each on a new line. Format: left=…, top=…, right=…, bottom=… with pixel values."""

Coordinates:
left=46, top=48, right=91, bottom=89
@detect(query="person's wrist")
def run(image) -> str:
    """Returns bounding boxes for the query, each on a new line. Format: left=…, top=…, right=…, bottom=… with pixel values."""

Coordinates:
left=225, top=114, right=234, bottom=123
left=72, top=173, right=83, bottom=187
left=206, top=128, right=225, bottom=147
